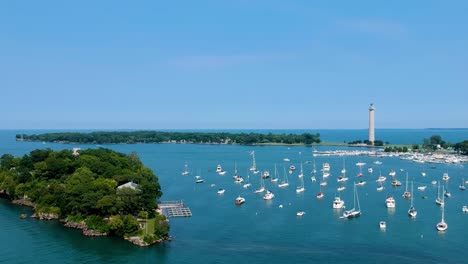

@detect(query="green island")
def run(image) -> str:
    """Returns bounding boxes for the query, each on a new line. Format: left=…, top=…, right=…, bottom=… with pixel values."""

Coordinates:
left=16, top=131, right=321, bottom=145
left=0, top=148, right=169, bottom=247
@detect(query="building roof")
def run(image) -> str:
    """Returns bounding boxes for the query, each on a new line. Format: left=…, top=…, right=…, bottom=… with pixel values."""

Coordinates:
left=117, top=181, right=139, bottom=190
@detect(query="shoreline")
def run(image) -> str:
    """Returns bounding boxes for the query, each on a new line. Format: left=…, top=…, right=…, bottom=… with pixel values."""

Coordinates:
left=6, top=197, right=168, bottom=247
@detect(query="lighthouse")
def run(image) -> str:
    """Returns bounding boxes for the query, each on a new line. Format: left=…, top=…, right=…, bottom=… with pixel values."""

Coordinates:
left=368, top=103, right=375, bottom=145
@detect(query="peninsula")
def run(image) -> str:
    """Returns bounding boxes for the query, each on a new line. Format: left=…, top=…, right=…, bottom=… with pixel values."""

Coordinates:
left=0, top=148, right=169, bottom=246
left=16, top=131, right=321, bottom=145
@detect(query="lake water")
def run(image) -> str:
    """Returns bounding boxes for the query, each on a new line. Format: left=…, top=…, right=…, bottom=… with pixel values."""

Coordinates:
left=0, top=129, right=467, bottom=264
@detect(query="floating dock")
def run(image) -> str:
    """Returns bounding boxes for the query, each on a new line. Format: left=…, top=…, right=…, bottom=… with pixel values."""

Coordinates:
left=158, top=200, right=192, bottom=218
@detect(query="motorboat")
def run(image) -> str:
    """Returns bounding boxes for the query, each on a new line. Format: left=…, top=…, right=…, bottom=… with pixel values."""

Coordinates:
left=262, top=171, right=270, bottom=179
left=379, top=221, right=386, bottom=229
left=296, top=211, right=305, bottom=216
left=442, top=173, right=450, bottom=181
left=217, top=188, right=225, bottom=194
left=377, top=185, right=384, bottom=191
left=355, top=180, right=366, bottom=186
left=333, top=197, right=345, bottom=209
left=316, top=192, right=324, bottom=199
left=463, top=206, right=468, bottom=213
left=263, top=190, right=275, bottom=200
left=235, top=196, right=245, bottom=205
left=337, top=186, right=346, bottom=192
left=386, top=196, right=396, bottom=208
left=417, top=186, right=427, bottom=191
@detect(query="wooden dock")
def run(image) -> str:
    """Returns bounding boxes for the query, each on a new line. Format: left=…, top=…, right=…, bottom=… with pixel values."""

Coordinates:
left=158, top=200, right=192, bottom=218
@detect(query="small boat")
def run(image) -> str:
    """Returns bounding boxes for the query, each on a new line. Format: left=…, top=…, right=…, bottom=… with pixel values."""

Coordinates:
left=417, top=186, right=427, bottom=191
left=408, top=182, right=417, bottom=218
left=218, top=171, right=227, bottom=176
left=355, top=180, right=366, bottom=186
left=316, top=192, right=324, bottom=199
left=323, top=172, right=330, bottom=178
left=431, top=180, right=437, bottom=185
left=379, top=221, right=386, bottom=229
left=235, top=177, right=244, bottom=184
left=355, top=162, right=366, bottom=167
left=289, top=165, right=296, bottom=171
left=20, top=214, right=27, bottom=219
left=442, top=173, right=450, bottom=181
left=462, top=206, right=468, bottom=213
left=421, top=171, right=426, bottom=177
left=337, top=186, right=346, bottom=192
left=235, top=196, right=245, bottom=205
left=435, top=182, right=444, bottom=206
left=377, top=185, right=384, bottom=191
left=444, top=190, right=451, bottom=198
left=217, top=188, right=225, bottom=195
left=323, top=163, right=331, bottom=171
left=262, top=171, right=270, bottom=179
left=333, top=196, right=345, bottom=209
left=263, top=190, right=275, bottom=200
left=311, top=176, right=317, bottom=182
left=254, top=186, right=265, bottom=194
left=391, top=179, right=402, bottom=186
left=181, top=162, right=190, bottom=176
left=296, top=211, right=305, bottom=216
left=243, top=183, right=251, bottom=188
left=436, top=195, right=447, bottom=231
left=376, top=176, right=386, bottom=183
left=386, top=196, right=396, bottom=208
left=320, top=181, right=327, bottom=187
left=216, top=165, right=223, bottom=173
left=296, top=174, right=305, bottom=193
left=459, top=178, right=466, bottom=190
left=368, top=167, right=373, bottom=173
left=374, top=161, right=383, bottom=165
left=283, top=158, right=290, bottom=162
left=337, top=176, right=349, bottom=183
left=342, top=185, right=361, bottom=219
left=389, top=170, right=396, bottom=177
left=196, top=179, right=204, bottom=183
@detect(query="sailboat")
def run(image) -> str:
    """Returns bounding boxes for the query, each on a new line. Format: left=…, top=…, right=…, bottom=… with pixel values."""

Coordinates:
left=254, top=175, right=265, bottom=193
left=341, top=158, right=346, bottom=175
left=436, top=193, right=448, bottom=231
left=296, top=172, right=305, bottom=193
left=278, top=166, right=289, bottom=188
left=232, top=162, right=239, bottom=179
left=181, top=161, right=190, bottom=175
left=408, top=181, right=417, bottom=218
left=243, top=171, right=251, bottom=188
left=271, top=164, right=279, bottom=183
left=435, top=181, right=444, bottom=206
left=459, top=178, right=466, bottom=190
left=402, top=172, right=411, bottom=199
left=249, top=150, right=259, bottom=174
left=342, top=184, right=361, bottom=218
left=298, top=160, right=304, bottom=178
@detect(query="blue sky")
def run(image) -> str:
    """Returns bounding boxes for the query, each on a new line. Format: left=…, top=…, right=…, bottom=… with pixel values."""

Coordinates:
left=1, top=0, right=467, bottom=129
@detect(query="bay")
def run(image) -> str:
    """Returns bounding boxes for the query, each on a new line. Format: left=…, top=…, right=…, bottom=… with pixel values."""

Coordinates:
left=0, top=129, right=467, bottom=264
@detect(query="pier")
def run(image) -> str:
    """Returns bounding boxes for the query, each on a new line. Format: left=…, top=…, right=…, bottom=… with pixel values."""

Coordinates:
left=158, top=200, right=192, bottom=218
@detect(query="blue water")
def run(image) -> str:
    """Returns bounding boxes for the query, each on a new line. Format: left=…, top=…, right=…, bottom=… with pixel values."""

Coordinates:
left=0, top=129, right=467, bottom=264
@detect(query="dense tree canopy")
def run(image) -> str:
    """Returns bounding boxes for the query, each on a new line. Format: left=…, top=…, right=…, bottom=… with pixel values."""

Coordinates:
left=16, top=131, right=321, bottom=145
left=0, top=148, right=167, bottom=239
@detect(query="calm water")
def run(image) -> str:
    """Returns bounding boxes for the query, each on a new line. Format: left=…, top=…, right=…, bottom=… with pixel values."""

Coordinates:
left=0, top=129, right=467, bottom=264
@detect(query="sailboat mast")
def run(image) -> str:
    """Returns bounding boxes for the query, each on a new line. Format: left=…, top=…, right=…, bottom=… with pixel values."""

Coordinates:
left=410, top=181, right=414, bottom=207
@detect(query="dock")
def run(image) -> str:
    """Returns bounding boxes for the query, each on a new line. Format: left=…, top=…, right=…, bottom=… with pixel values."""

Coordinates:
left=158, top=200, right=192, bottom=218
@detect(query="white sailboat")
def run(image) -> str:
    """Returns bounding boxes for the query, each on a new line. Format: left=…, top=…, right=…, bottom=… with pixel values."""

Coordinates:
left=263, top=190, right=275, bottom=200
left=459, top=178, right=466, bottom=190
left=243, top=171, right=251, bottom=188
left=386, top=195, right=396, bottom=208
left=402, top=172, right=411, bottom=199
left=296, top=172, right=305, bottom=193
left=249, top=150, right=259, bottom=174
left=181, top=161, right=190, bottom=175
left=408, top=181, right=417, bottom=218
left=298, top=152, right=304, bottom=178
left=341, top=158, right=346, bottom=175
left=278, top=166, right=289, bottom=188
left=254, top=176, right=265, bottom=193
left=436, top=194, right=447, bottom=231
left=435, top=181, right=444, bottom=206
left=342, top=184, right=361, bottom=218
left=271, top=164, right=279, bottom=183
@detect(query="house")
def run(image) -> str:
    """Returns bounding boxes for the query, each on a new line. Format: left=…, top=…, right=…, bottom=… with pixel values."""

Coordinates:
left=117, top=181, right=139, bottom=191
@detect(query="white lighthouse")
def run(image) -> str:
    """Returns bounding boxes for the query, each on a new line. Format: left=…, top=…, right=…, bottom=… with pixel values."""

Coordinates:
left=368, top=103, right=375, bottom=145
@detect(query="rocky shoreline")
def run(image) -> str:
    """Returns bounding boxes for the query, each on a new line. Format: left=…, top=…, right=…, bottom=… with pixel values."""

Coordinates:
left=6, top=197, right=169, bottom=246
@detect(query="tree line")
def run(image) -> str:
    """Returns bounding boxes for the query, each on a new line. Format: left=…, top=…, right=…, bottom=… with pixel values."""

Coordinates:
left=0, top=148, right=169, bottom=242
left=16, top=131, right=321, bottom=145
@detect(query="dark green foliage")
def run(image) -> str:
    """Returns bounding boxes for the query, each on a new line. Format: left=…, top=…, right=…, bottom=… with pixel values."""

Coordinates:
left=384, top=146, right=409, bottom=152
left=153, top=214, right=170, bottom=239
left=454, top=140, right=468, bottom=155
left=374, top=140, right=384, bottom=146
left=18, top=131, right=321, bottom=145
left=86, top=215, right=110, bottom=233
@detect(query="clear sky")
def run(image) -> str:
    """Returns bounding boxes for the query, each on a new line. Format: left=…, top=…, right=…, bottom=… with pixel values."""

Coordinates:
left=1, top=1, right=467, bottom=129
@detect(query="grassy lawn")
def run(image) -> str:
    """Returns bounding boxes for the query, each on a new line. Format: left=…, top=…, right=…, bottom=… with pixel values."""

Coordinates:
left=141, top=218, right=155, bottom=237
